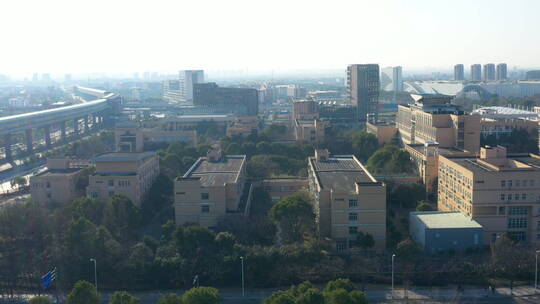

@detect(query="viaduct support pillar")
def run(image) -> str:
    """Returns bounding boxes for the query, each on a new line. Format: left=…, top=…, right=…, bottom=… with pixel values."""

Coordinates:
left=84, top=116, right=90, bottom=134
left=60, top=121, right=67, bottom=142
left=73, top=118, right=79, bottom=137
left=25, top=129, right=33, bottom=154
left=44, top=125, right=52, bottom=148
left=4, top=134, right=12, bottom=161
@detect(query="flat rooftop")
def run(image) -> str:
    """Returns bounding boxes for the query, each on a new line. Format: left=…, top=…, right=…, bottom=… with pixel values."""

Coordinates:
left=406, top=144, right=469, bottom=156
left=35, top=168, right=82, bottom=177
left=94, top=152, right=156, bottom=162
left=411, top=211, right=482, bottom=229
left=310, top=155, right=377, bottom=192
left=184, top=155, right=246, bottom=187
left=444, top=154, right=540, bottom=173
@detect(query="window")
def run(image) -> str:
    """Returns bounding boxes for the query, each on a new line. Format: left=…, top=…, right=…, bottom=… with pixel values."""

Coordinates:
left=509, top=206, right=528, bottom=215
left=537, top=234, right=540, bottom=241
left=201, top=193, right=209, bottom=200
left=500, top=194, right=505, bottom=201
left=348, top=226, right=358, bottom=235
left=201, top=205, right=210, bottom=213
left=522, top=193, right=527, bottom=200
left=508, top=180, right=513, bottom=187
left=523, top=180, right=528, bottom=187
left=514, top=194, right=520, bottom=201
left=46, top=182, right=50, bottom=188
left=108, top=180, right=114, bottom=187
left=507, top=194, right=512, bottom=201
left=501, top=180, right=506, bottom=188
left=108, top=191, right=115, bottom=197
left=349, top=213, right=358, bottom=221
left=507, top=218, right=527, bottom=229
left=349, top=199, right=358, bottom=208
left=46, top=193, right=51, bottom=198
left=498, top=206, right=506, bottom=215
left=336, top=242, right=347, bottom=252
left=508, top=231, right=526, bottom=242
left=516, top=180, right=520, bottom=187
left=91, top=192, right=98, bottom=198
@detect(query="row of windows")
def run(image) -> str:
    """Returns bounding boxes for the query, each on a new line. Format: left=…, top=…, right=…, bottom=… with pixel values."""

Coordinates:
left=508, top=217, right=528, bottom=229
left=501, top=180, right=536, bottom=188
left=500, top=193, right=532, bottom=201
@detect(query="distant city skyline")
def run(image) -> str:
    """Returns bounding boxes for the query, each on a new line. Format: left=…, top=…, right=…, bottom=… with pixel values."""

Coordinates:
left=1, top=0, right=539, bottom=76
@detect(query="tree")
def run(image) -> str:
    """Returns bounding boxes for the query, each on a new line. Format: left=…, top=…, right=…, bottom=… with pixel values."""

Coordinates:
left=109, top=291, right=140, bottom=304
left=181, top=287, right=221, bottom=304
left=351, top=131, right=378, bottom=161
left=67, top=280, right=100, bottom=304
left=157, top=294, right=182, bottom=304
left=269, top=192, right=315, bottom=244
left=324, top=278, right=355, bottom=293
left=366, top=145, right=413, bottom=174
left=28, top=296, right=53, bottom=304
left=10, top=176, right=27, bottom=189
left=356, top=232, right=375, bottom=252
left=416, top=201, right=433, bottom=211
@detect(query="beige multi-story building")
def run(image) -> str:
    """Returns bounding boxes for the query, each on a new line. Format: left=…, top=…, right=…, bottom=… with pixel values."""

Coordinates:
left=261, top=178, right=308, bottom=202
left=292, top=99, right=319, bottom=121
left=438, top=145, right=540, bottom=244
left=308, top=149, right=386, bottom=251
left=396, top=94, right=480, bottom=153
left=293, top=119, right=326, bottom=143
left=366, top=122, right=398, bottom=146
left=86, top=152, right=159, bottom=206
left=115, top=122, right=197, bottom=152
left=405, top=142, right=473, bottom=192
left=30, top=158, right=88, bottom=205
left=174, top=149, right=247, bottom=227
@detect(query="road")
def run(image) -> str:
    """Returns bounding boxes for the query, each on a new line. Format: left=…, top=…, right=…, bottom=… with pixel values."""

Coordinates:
left=9, top=285, right=539, bottom=304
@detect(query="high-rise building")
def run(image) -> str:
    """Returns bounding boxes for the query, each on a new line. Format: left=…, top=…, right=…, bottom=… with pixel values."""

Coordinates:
left=483, top=64, right=496, bottom=81
left=162, top=80, right=183, bottom=103
left=380, top=66, right=403, bottom=92
left=454, top=64, right=464, bottom=81
left=347, top=64, right=380, bottom=125
left=496, top=63, right=508, bottom=81
left=471, top=64, right=482, bottom=81
left=179, top=70, right=204, bottom=101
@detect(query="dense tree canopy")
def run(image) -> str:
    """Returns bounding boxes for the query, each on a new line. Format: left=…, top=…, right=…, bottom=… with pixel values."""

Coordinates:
left=366, top=145, right=414, bottom=174
left=351, top=131, right=378, bottom=161
left=109, top=291, right=140, bottom=304
left=269, top=192, right=316, bottom=244
left=67, top=281, right=100, bottom=304
left=264, top=279, right=367, bottom=304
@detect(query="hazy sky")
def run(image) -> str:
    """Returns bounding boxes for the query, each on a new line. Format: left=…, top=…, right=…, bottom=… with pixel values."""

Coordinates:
left=1, top=0, right=539, bottom=76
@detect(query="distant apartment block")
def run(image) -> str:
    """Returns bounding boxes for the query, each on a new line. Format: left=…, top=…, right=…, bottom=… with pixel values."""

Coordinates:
left=293, top=119, right=326, bottom=143
left=226, top=116, right=259, bottom=137
left=438, top=146, right=540, bottom=244
left=308, top=149, right=386, bottom=251
left=396, top=94, right=481, bottom=153
left=366, top=122, right=398, bottom=146
left=483, top=64, right=496, bottom=81
left=163, top=80, right=183, bottom=103
left=454, top=64, right=464, bottom=81
left=174, top=150, right=247, bottom=227
left=179, top=70, right=204, bottom=101
left=30, top=158, right=87, bottom=205
left=526, top=70, right=540, bottom=80
left=381, top=66, right=403, bottom=92
left=347, top=64, right=380, bottom=125
left=471, top=64, right=482, bottom=81
left=193, top=82, right=259, bottom=116
left=86, top=152, right=160, bottom=206
left=496, top=63, right=508, bottom=81
left=292, top=99, right=320, bottom=121
left=115, top=122, right=197, bottom=152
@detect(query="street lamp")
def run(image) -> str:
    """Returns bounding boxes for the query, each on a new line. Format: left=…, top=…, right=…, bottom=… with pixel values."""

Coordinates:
left=391, top=254, right=396, bottom=299
left=240, top=256, right=245, bottom=297
left=535, top=250, right=540, bottom=292
left=89, top=258, right=97, bottom=291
